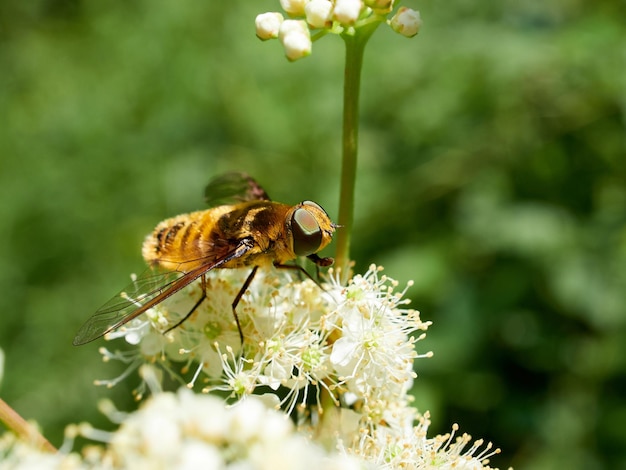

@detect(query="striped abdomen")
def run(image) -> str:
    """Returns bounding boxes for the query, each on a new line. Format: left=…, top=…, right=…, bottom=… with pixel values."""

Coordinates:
left=142, top=205, right=234, bottom=272
left=141, top=201, right=294, bottom=273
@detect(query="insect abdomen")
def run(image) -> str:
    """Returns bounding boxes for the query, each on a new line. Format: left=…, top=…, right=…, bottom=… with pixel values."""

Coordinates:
left=142, top=207, right=232, bottom=271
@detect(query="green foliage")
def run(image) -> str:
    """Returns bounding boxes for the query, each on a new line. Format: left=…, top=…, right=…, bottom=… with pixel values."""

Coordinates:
left=0, top=1, right=624, bottom=468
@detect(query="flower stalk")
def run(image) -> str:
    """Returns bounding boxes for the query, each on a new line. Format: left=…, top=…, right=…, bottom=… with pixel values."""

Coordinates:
left=0, top=397, right=56, bottom=453
left=253, top=3, right=423, bottom=283
left=335, top=20, right=382, bottom=283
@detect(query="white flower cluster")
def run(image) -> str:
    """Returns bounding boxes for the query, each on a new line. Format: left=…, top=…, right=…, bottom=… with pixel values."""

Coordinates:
left=89, top=265, right=503, bottom=468
left=100, top=265, right=429, bottom=417
left=0, top=391, right=362, bottom=469
left=0, top=433, right=83, bottom=469
left=109, top=390, right=364, bottom=469
left=0, top=265, right=504, bottom=468
left=256, top=1, right=422, bottom=60
left=0, top=392, right=502, bottom=469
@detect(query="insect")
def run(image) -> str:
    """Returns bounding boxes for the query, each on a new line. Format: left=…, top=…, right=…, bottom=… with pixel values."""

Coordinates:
left=73, top=173, right=336, bottom=346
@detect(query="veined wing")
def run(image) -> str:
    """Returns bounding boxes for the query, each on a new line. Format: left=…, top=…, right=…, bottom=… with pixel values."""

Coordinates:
left=73, top=238, right=255, bottom=346
left=72, top=267, right=185, bottom=346
left=204, top=172, right=270, bottom=207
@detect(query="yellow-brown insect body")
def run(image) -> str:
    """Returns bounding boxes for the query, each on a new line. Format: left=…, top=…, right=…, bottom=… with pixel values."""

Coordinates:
left=142, top=200, right=335, bottom=273
left=73, top=173, right=336, bottom=346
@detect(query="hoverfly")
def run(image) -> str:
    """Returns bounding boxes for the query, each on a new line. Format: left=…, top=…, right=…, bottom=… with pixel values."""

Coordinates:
left=73, top=173, right=336, bottom=346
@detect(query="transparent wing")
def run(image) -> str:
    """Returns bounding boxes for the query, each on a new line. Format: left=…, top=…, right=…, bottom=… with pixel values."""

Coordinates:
left=72, top=267, right=185, bottom=346
left=73, top=238, right=255, bottom=346
left=204, top=172, right=270, bottom=207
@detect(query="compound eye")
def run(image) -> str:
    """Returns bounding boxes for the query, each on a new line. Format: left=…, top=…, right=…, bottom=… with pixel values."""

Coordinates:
left=291, top=207, right=323, bottom=256
left=301, top=200, right=325, bottom=213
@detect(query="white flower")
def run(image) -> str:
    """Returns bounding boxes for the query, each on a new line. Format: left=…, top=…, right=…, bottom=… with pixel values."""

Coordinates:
left=89, top=264, right=508, bottom=467
left=177, top=442, right=222, bottom=470
left=279, top=19, right=312, bottom=61
left=106, top=390, right=360, bottom=469
left=256, top=0, right=425, bottom=60
left=345, top=411, right=502, bottom=469
left=0, top=433, right=86, bottom=469
left=280, top=0, right=310, bottom=16
left=390, top=7, right=422, bottom=38
left=99, top=264, right=432, bottom=425
left=305, top=0, right=333, bottom=29
left=255, top=12, right=284, bottom=40
left=1, top=257, right=507, bottom=469
left=333, top=0, right=363, bottom=25
left=0, top=396, right=502, bottom=469
left=328, top=265, right=428, bottom=408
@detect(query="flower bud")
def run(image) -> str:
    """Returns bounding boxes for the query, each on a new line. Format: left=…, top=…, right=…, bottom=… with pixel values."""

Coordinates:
left=305, top=0, right=333, bottom=29
left=279, top=20, right=312, bottom=61
left=255, top=12, right=284, bottom=40
left=364, top=0, right=394, bottom=13
left=280, top=0, right=309, bottom=16
left=333, top=0, right=363, bottom=25
left=390, top=7, right=422, bottom=38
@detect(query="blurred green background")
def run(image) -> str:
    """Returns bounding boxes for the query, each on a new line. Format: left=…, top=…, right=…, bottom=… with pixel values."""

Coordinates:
left=1, top=1, right=624, bottom=468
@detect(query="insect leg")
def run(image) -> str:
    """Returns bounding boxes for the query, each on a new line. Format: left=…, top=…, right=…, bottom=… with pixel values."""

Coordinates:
left=306, top=253, right=334, bottom=267
left=164, top=275, right=208, bottom=334
left=232, top=266, right=258, bottom=345
left=306, top=253, right=334, bottom=280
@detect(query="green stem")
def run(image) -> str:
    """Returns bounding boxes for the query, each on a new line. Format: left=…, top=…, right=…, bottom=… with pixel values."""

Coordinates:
left=335, top=22, right=381, bottom=284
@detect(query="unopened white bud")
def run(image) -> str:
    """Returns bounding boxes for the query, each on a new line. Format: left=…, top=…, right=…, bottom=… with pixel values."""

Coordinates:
left=279, top=20, right=312, bottom=61
left=390, top=7, right=422, bottom=37
left=256, top=12, right=284, bottom=40
left=333, top=0, right=363, bottom=25
left=305, top=0, right=333, bottom=29
left=280, top=0, right=309, bottom=16
left=279, top=19, right=309, bottom=39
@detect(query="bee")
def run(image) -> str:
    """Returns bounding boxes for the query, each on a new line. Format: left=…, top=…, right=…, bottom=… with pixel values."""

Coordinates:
left=73, top=173, right=336, bottom=346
